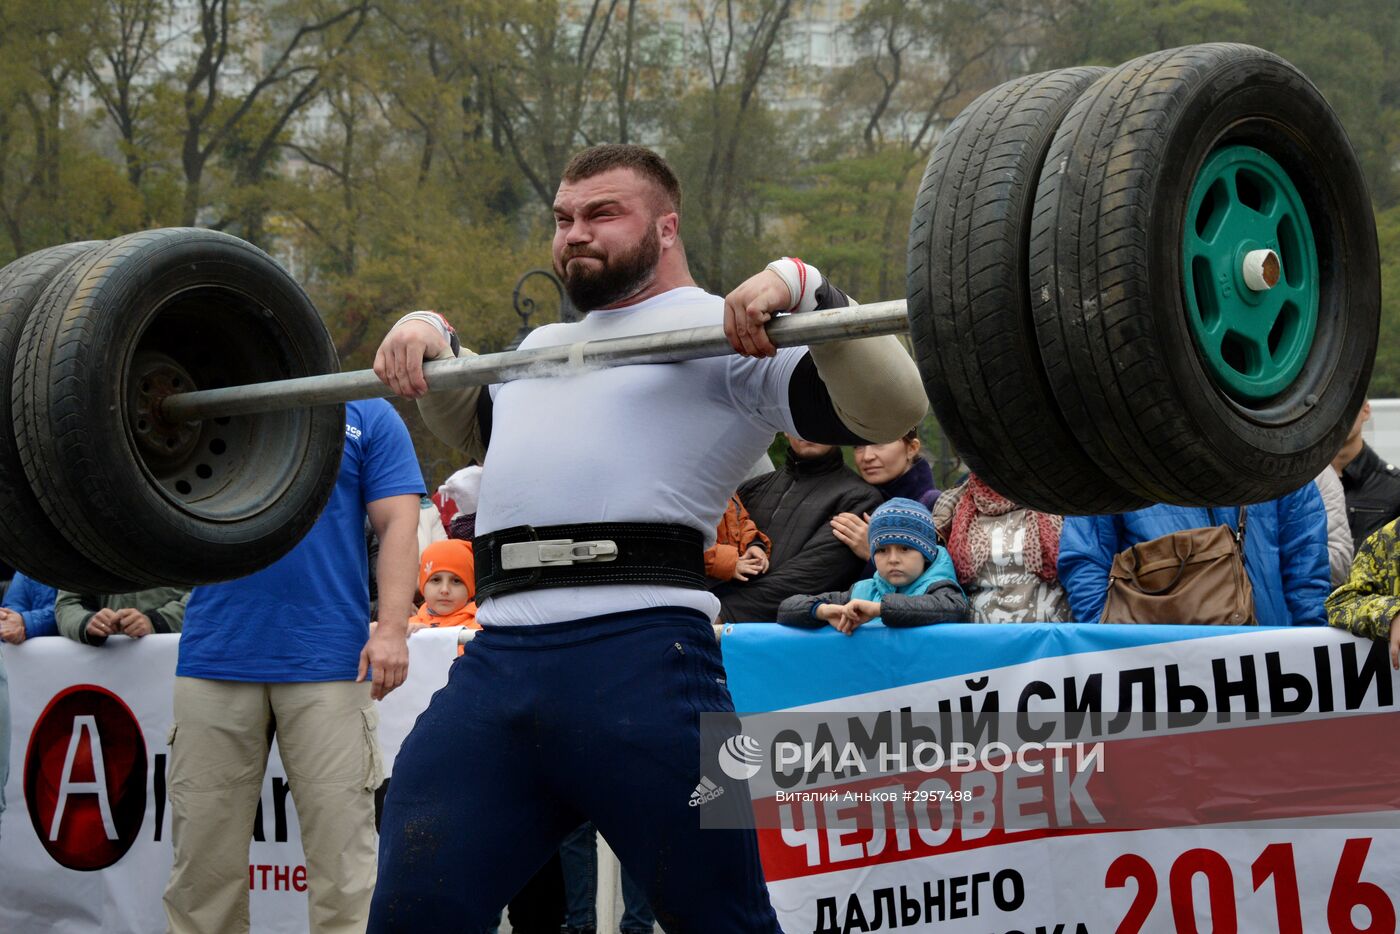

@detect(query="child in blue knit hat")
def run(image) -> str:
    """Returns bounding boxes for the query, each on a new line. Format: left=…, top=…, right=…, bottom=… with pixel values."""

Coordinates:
left=778, top=497, right=969, bottom=634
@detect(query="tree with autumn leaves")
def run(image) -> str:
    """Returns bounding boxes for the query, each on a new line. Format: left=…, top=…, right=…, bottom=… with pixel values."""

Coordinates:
left=0, top=0, right=1398, bottom=473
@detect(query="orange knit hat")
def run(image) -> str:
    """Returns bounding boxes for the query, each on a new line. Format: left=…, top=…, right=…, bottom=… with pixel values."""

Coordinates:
left=418, top=539, right=476, bottom=596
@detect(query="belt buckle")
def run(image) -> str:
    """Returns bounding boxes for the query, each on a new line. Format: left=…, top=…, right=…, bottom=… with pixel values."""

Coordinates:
left=499, top=537, right=619, bottom=571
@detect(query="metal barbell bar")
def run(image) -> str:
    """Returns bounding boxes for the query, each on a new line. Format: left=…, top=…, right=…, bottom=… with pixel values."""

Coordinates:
left=159, top=300, right=912, bottom=422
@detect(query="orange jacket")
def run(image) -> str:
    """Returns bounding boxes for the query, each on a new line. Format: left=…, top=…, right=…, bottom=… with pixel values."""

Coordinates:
left=705, top=494, right=772, bottom=581
left=409, top=601, right=478, bottom=630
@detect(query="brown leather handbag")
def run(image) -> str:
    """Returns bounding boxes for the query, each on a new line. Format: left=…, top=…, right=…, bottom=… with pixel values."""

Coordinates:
left=1100, top=508, right=1256, bottom=626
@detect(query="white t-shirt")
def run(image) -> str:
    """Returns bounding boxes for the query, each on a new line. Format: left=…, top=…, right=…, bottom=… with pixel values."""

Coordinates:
left=475, top=287, right=804, bottom=626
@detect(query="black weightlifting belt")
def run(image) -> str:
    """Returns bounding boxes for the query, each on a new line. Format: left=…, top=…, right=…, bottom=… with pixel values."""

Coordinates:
left=473, top=522, right=707, bottom=602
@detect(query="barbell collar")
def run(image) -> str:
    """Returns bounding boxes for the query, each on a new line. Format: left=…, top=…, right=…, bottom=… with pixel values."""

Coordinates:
left=159, top=299, right=912, bottom=422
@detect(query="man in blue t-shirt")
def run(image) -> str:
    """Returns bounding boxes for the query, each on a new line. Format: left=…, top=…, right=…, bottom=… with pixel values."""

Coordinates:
left=164, top=399, right=424, bottom=934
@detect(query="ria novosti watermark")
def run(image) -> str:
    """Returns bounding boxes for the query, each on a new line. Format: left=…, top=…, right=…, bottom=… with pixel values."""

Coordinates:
left=768, top=735, right=1104, bottom=783
left=694, top=709, right=1110, bottom=830
left=693, top=707, right=1395, bottom=833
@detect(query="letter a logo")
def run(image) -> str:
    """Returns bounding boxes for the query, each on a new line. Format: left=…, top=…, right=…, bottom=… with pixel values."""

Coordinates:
left=24, top=685, right=148, bottom=870
left=49, top=715, right=119, bottom=842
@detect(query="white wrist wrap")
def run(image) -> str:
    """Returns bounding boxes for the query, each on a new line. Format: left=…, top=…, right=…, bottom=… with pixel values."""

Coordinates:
left=392, top=310, right=456, bottom=357
left=765, top=257, right=823, bottom=313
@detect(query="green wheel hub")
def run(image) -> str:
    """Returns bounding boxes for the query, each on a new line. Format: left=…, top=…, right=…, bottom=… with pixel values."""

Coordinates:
left=1182, top=144, right=1319, bottom=402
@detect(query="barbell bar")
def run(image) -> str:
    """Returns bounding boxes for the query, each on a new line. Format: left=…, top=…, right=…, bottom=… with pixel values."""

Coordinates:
left=158, top=300, right=913, bottom=422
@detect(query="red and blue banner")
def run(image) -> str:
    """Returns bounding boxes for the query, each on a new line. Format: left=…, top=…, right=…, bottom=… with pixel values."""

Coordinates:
left=720, top=622, right=1400, bottom=934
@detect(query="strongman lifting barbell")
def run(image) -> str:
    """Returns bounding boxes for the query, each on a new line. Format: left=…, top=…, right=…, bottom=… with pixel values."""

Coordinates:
left=0, top=43, right=1379, bottom=593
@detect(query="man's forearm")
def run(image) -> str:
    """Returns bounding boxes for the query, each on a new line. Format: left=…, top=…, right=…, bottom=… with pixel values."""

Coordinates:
left=807, top=335, right=928, bottom=443
left=800, top=272, right=927, bottom=443
left=23, top=607, right=57, bottom=638
left=54, top=595, right=91, bottom=643
left=415, top=348, right=487, bottom=461
left=150, top=591, right=190, bottom=632
left=374, top=524, right=419, bottom=632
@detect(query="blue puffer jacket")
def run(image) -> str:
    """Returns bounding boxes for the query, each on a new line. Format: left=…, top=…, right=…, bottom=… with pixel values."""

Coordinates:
left=2, top=571, right=57, bottom=638
left=1058, top=483, right=1329, bottom=627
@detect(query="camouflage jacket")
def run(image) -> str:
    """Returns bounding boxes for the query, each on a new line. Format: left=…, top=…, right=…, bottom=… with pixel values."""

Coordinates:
left=1325, top=518, right=1400, bottom=640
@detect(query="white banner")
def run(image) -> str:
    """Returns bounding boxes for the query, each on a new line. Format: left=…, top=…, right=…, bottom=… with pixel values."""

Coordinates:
left=8, top=624, right=1400, bottom=933
left=0, top=629, right=458, bottom=934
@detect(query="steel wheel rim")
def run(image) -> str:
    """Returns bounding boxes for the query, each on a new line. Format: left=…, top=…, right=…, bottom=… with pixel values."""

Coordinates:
left=1182, top=144, right=1319, bottom=403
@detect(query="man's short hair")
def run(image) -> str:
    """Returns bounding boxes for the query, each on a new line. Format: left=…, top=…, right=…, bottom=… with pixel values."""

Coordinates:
left=562, top=144, right=682, bottom=215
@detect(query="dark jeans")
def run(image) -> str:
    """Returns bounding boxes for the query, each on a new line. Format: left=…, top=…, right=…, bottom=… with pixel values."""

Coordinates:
left=560, top=822, right=656, bottom=933
left=369, top=608, right=779, bottom=933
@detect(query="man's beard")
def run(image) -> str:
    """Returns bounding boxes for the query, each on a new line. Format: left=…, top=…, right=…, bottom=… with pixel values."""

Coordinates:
left=554, top=224, right=661, bottom=312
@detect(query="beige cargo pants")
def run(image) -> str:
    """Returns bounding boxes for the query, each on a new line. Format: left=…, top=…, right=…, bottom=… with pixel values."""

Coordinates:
left=163, top=677, right=384, bottom=934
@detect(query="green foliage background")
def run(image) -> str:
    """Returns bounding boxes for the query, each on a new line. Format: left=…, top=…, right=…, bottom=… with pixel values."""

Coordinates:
left=0, top=0, right=1395, bottom=484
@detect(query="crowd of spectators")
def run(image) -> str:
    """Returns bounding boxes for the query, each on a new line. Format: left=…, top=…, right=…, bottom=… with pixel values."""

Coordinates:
left=5, top=395, right=1400, bottom=933
left=711, top=433, right=880, bottom=624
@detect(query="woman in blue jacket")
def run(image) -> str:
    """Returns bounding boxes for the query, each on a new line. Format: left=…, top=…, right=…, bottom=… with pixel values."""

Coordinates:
left=1057, top=483, right=1330, bottom=627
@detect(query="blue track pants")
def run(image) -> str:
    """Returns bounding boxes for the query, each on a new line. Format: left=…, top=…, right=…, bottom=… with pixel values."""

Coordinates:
left=369, top=608, right=781, bottom=932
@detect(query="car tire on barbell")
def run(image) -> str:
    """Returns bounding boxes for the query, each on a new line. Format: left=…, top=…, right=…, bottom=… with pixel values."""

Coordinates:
left=15, top=227, right=346, bottom=586
left=1029, top=43, right=1379, bottom=505
left=907, top=65, right=1149, bottom=515
left=0, top=242, right=148, bottom=593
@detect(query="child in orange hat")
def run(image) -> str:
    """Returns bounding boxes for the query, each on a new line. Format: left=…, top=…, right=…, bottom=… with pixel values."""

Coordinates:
left=409, top=539, right=479, bottom=636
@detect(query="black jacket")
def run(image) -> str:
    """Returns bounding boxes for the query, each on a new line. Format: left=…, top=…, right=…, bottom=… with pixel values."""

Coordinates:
left=713, top=445, right=882, bottom=623
left=777, top=583, right=970, bottom=628
left=1340, top=442, right=1400, bottom=549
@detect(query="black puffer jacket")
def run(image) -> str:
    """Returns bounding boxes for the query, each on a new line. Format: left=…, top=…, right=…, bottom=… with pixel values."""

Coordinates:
left=713, top=445, right=882, bottom=623
left=777, top=582, right=970, bottom=628
left=1340, top=442, right=1400, bottom=549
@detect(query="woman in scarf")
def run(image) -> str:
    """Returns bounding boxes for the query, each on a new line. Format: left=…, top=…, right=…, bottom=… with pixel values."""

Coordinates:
left=933, top=474, right=1071, bottom=623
